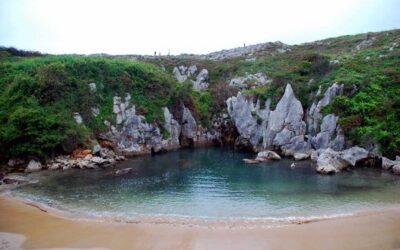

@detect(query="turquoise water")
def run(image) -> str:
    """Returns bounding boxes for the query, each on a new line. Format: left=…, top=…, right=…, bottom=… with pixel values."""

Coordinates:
left=12, top=147, right=400, bottom=220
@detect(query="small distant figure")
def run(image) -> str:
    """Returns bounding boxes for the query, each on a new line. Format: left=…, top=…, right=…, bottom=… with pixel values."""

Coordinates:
left=290, top=163, right=296, bottom=168
left=244, top=43, right=246, bottom=47
left=154, top=51, right=157, bottom=56
left=168, top=49, right=170, bottom=56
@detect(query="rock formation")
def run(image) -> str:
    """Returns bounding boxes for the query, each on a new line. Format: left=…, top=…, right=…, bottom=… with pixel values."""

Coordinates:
left=172, top=65, right=209, bottom=91
left=202, top=42, right=292, bottom=60
left=316, top=146, right=371, bottom=174
left=229, top=73, right=272, bottom=89
left=227, top=84, right=309, bottom=154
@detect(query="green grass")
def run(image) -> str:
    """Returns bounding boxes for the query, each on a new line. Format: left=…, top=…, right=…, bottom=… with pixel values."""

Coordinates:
left=0, top=55, right=182, bottom=159
left=1, top=29, right=400, bottom=160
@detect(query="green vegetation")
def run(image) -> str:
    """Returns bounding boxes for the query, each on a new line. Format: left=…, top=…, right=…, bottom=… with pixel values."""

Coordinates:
left=0, top=55, right=184, bottom=159
left=1, top=29, right=399, bottom=160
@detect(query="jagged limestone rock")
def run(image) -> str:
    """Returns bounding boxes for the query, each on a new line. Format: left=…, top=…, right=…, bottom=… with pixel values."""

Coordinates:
left=307, top=83, right=343, bottom=135
left=307, top=83, right=345, bottom=151
left=229, top=73, right=272, bottom=90
left=172, top=65, right=209, bottom=91
left=193, top=69, right=209, bottom=92
left=162, top=107, right=181, bottom=150
left=181, top=106, right=197, bottom=141
left=264, top=84, right=306, bottom=148
left=172, top=66, right=188, bottom=82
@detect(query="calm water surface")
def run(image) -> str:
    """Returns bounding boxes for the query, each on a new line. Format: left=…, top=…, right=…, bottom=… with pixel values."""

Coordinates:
left=12, top=147, right=400, bottom=219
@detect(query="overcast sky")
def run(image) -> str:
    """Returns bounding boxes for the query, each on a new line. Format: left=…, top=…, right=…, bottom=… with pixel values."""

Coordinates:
left=0, top=0, right=399, bottom=55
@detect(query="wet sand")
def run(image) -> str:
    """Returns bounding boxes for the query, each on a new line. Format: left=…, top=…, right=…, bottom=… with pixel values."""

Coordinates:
left=1, top=196, right=400, bottom=250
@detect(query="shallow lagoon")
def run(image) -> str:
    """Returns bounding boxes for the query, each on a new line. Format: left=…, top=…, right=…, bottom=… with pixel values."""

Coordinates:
left=13, top=147, right=400, bottom=220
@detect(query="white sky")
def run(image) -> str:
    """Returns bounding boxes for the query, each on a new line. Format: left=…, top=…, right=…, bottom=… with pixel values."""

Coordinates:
left=0, top=0, right=399, bottom=55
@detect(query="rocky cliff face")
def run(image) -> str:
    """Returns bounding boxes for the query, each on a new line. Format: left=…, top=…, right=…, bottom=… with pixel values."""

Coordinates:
left=226, top=83, right=346, bottom=155
left=101, top=94, right=223, bottom=155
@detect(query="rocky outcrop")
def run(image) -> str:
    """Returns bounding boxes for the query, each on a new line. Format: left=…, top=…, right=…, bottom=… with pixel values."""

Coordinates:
left=162, top=107, right=181, bottom=150
left=264, top=84, right=307, bottom=150
left=354, top=36, right=376, bottom=51
left=307, top=83, right=343, bottom=134
left=172, top=65, right=209, bottom=91
left=180, top=105, right=222, bottom=147
left=382, top=156, right=400, bottom=175
left=294, top=152, right=309, bottom=161
left=73, top=112, right=83, bottom=124
left=229, top=73, right=272, bottom=89
left=382, top=157, right=397, bottom=170
left=45, top=147, right=124, bottom=171
left=226, top=93, right=268, bottom=149
left=104, top=93, right=221, bottom=155
left=339, top=146, right=369, bottom=166
left=225, top=82, right=393, bottom=174
left=310, top=114, right=345, bottom=151
left=25, top=160, right=42, bottom=173
left=104, top=94, right=164, bottom=155
left=316, top=146, right=370, bottom=174
left=227, top=84, right=309, bottom=154
left=316, top=148, right=348, bottom=174
left=243, top=150, right=281, bottom=164
left=393, top=164, right=400, bottom=175
left=256, top=150, right=281, bottom=161
left=202, top=42, right=292, bottom=60
left=193, top=69, right=209, bottom=92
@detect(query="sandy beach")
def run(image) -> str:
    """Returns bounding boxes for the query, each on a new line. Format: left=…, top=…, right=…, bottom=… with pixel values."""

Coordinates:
left=0, top=196, right=400, bottom=250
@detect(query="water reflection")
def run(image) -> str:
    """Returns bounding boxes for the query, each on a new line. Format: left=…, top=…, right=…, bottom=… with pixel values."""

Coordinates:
left=14, top=147, right=400, bottom=219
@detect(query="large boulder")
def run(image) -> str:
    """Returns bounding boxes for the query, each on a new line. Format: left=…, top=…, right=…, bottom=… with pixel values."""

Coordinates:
left=294, top=152, right=309, bottom=161
left=339, top=146, right=369, bottom=166
left=256, top=150, right=281, bottom=161
left=316, top=146, right=371, bottom=174
left=25, top=160, right=42, bottom=173
left=316, top=149, right=348, bottom=174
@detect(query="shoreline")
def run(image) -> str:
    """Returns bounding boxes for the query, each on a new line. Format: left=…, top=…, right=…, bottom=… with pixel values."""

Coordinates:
left=2, top=193, right=395, bottom=228
left=1, top=196, right=400, bottom=249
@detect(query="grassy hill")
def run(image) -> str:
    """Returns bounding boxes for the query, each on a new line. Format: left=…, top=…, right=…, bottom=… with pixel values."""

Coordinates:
left=0, top=29, right=399, bottom=160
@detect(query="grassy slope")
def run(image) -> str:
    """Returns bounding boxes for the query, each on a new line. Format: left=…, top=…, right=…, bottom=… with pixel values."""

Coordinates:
left=0, top=54, right=202, bottom=159
left=149, top=29, right=400, bottom=156
left=0, top=29, right=399, bottom=160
